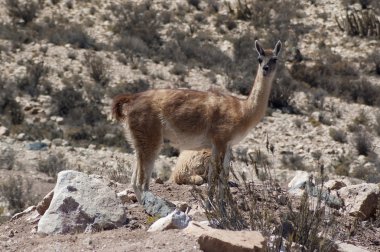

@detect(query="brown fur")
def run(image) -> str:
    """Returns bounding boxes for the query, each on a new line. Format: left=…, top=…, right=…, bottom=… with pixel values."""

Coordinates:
left=171, top=149, right=211, bottom=185
left=112, top=40, right=282, bottom=202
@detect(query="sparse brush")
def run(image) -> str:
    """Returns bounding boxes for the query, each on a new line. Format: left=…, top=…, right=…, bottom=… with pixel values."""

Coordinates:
left=170, top=63, right=188, bottom=76
left=37, top=152, right=69, bottom=179
left=281, top=153, right=306, bottom=170
left=84, top=53, right=110, bottom=87
left=374, top=112, right=380, bottom=136
left=44, top=23, right=97, bottom=49
left=16, top=60, right=48, bottom=97
left=333, top=154, right=351, bottom=176
left=107, top=78, right=150, bottom=97
left=329, top=128, right=348, bottom=143
left=353, top=109, right=369, bottom=126
left=353, top=130, right=373, bottom=156
left=0, top=147, right=16, bottom=170
left=5, top=0, right=43, bottom=25
left=91, top=157, right=132, bottom=184
left=110, top=1, right=162, bottom=56
left=0, top=175, right=34, bottom=214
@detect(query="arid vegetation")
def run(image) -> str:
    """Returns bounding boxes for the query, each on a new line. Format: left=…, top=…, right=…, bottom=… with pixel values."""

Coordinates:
left=0, top=0, right=379, bottom=251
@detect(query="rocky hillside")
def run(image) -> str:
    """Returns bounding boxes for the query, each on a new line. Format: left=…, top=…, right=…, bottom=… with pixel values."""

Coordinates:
left=0, top=0, right=380, bottom=251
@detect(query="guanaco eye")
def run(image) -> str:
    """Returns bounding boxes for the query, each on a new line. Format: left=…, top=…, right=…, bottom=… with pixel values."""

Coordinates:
left=272, top=58, right=278, bottom=63
left=258, top=57, right=263, bottom=64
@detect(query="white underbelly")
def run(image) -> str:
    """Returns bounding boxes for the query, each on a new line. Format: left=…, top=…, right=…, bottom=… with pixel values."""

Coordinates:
left=163, top=129, right=211, bottom=150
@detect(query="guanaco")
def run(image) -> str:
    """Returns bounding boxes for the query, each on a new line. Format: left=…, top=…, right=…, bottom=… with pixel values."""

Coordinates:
left=112, top=40, right=282, bottom=202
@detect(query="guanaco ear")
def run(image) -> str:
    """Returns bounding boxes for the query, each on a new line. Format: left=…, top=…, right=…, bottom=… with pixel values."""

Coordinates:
left=273, top=40, right=282, bottom=56
left=255, top=40, right=265, bottom=56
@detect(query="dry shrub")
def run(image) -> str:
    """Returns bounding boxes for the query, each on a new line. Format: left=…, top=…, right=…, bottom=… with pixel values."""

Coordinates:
left=290, top=50, right=380, bottom=106
left=192, top=144, right=337, bottom=250
left=84, top=53, right=110, bottom=87
left=37, top=152, right=69, bottom=179
left=16, top=60, right=49, bottom=97
left=107, top=78, right=151, bottom=97
left=353, top=130, right=373, bottom=156
left=0, top=176, right=34, bottom=214
left=329, top=128, right=347, bottom=143
left=0, top=147, right=16, bottom=170
left=5, top=0, right=43, bottom=25
left=110, top=1, right=162, bottom=56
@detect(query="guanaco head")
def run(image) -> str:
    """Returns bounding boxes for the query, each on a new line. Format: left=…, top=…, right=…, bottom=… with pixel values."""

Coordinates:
left=255, top=40, right=282, bottom=77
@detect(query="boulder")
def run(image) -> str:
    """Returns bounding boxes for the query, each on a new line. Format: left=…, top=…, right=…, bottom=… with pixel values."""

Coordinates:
left=184, top=222, right=266, bottom=251
left=148, top=209, right=191, bottom=232
left=37, top=170, right=127, bottom=234
left=338, top=183, right=379, bottom=219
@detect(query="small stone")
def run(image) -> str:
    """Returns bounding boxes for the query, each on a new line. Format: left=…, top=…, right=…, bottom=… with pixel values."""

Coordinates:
left=117, top=189, right=137, bottom=204
left=52, top=138, right=64, bottom=146
left=155, top=177, right=164, bottom=184
left=8, top=230, right=14, bottom=238
left=0, top=126, right=9, bottom=136
left=36, top=190, right=54, bottom=215
left=17, top=133, right=26, bottom=140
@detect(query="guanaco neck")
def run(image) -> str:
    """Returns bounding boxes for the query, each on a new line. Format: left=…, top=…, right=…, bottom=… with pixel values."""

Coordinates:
left=244, top=67, right=275, bottom=122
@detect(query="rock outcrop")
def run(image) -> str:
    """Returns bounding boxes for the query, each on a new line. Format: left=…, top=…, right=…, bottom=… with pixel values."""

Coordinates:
left=338, top=183, right=380, bottom=219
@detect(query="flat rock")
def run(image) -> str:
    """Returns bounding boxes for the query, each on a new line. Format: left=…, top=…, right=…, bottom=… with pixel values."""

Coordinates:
left=335, top=242, right=370, bottom=252
left=37, top=170, right=127, bottom=234
left=338, top=183, right=379, bottom=219
left=184, top=222, right=266, bottom=252
left=27, top=142, right=48, bottom=151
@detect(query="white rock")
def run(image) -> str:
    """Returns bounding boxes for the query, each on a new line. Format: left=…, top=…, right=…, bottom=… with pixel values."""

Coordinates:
left=288, top=171, right=310, bottom=190
left=0, top=126, right=9, bottom=136
left=148, top=209, right=191, bottom=232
